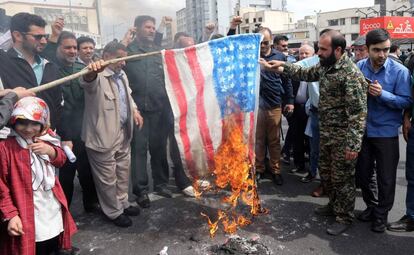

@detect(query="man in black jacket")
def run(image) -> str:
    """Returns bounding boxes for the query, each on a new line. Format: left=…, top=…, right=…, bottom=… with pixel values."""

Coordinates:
left=42, top=27, right=99, bottom=213
left=256, top=27, right=294, bottom=186
left=125, top=15, right=171, bottom=208
left=0, top=12, right=62, bottom=129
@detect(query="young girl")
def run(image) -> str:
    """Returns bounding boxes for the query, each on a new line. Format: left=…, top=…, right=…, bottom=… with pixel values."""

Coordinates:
left=0, top=97, right=77, bottom=255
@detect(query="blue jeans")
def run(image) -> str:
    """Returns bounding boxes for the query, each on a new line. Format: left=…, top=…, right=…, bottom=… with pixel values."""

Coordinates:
left=309, top=109, right=320, bottom=177
left=406, top=127, right=414, bottom=219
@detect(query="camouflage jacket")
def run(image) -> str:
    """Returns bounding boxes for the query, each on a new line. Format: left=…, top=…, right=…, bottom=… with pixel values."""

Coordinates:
left=283, top=53, right=368, bottom=152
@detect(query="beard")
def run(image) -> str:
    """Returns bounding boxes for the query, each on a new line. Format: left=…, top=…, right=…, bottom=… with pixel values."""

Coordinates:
left=319, top=51, right=337, bottom=67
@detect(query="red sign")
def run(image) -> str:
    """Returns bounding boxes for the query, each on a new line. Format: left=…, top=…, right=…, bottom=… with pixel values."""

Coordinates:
left=360, top=16, right=414, bottom=39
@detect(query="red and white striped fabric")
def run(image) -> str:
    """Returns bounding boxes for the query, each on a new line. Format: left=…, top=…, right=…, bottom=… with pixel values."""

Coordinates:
left=162, top=34, right=262, bottom=177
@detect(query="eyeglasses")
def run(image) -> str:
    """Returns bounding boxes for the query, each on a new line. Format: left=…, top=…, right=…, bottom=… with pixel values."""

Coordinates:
left=21, top=32, right=49, bottom=41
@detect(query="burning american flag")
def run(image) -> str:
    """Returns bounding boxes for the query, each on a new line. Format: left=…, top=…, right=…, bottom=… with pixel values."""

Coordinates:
left=162, top=34, right=267, bottom=237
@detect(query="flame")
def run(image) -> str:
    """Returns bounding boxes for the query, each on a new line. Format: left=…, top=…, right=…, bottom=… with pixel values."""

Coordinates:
left=199, top=114, right=268, bottom=237
left=201, top=211, right=225, bottom=238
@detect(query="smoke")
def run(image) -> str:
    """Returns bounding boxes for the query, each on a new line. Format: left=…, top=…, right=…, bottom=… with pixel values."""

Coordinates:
left=101, top=0, right=185, bottom=43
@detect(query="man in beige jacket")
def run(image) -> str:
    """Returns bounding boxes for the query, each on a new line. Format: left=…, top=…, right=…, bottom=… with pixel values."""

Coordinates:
left=81, top=42, right=143, bottom=228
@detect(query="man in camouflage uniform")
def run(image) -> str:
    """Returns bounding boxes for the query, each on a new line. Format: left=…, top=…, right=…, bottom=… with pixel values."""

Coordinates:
left=262, top=29, right=367, bottom=235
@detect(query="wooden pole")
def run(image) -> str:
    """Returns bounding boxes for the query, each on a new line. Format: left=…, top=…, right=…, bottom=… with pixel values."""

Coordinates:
left=29, top=51, right=161, bottom=93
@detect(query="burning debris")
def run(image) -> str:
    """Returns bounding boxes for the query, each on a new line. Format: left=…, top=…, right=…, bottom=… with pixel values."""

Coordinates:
left=210, top=236, right=272, bottom=255
left=197, top=114, right=268, bottom=238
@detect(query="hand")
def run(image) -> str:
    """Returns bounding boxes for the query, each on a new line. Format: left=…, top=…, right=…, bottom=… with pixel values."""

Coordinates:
left=368, top=80, right=382, bottom=97
left=49, top=17, right=65, bottom=43
left=12, top=87, right=35, bottom=99
left=133, top=110, right=144, bottom=129
left=7, top=215, right=24, bottom=236
left=84, top=60, right=106, bottom=81
left=62, top=141, right=73, bottom=150
left=230, top=16, right=243, bottom=29
left=345, top=150, right=359, bottom=161
left=28, top=141, right=56, bottom=160
left=121, top=27, right=136, bottom=46
left=266, top=60, right=285, bottom=73
left=0, top=88, right=12, bottom=97
left=162, top=16, right=173, bottom=25
left=403, top=117, right=411, bottom=142
left=204, top=23, right=216, bottom=34
left=284, top=104, right=294, bottom=115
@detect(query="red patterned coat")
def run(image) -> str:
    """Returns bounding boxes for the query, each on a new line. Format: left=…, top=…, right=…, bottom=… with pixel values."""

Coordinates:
left=0, top=137, right=77, bottom=255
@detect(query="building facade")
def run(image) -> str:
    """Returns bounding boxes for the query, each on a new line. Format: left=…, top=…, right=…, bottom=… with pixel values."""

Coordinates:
left=239, top=8, right=294, bottom=34
left=176, top=7, right=187, bottom=33
left=0, top=0, right=102, bottom=47
left=316, top=6, right=379, bottom=46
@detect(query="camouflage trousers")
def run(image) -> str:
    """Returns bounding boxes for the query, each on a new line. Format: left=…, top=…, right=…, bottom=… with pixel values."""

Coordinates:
left=319, top=128, right=357, bottom=224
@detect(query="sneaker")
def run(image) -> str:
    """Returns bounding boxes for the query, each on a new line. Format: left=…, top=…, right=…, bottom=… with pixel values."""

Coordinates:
left=300, top=172, right=315, bottom=183
left=197, top=180, right=210, bottom=189
left=136, top=193, right=150, bottom=208
left=154, top=186, right=173, bottom=198
left=256, top=172, right=264, bottom=182
left=112, top=214, right=132, bottom=228
left=387, top=215, right=414, bottom=232
left=182, top=186, right=196, bottom=197
left=124, top=206, right=140, bottom=216
left=272, top=174, right=283, bottom=186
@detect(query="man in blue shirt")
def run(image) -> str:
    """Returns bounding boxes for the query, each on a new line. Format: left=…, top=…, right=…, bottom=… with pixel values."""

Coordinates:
left=356, top=28, right=412, bottom=233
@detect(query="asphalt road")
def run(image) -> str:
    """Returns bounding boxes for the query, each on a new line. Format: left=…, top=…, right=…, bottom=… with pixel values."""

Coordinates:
left=69, top=129, right=413, bottom=255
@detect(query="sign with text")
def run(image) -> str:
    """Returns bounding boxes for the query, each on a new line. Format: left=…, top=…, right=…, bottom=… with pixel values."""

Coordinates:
left=360, top=16, right=414, bottom=39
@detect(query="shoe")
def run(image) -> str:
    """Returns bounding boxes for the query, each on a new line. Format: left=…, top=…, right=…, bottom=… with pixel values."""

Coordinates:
left=136, top=193, right=151, bottom=208
left=371, top=218, right=387, bottom=233
left=300, top=173, right=315, bottom=183
left=256, top=172, right=264, bottom=182
left=84, top=203, right=101, bottom=213
left=326, top=222, right=351, bottom=236
left=197, top=180, right=210, bottom=189
left=155, top=186, right=173, bottom=198
left=357, top=207, right=374, bottom=222
left=112, top=214, right=132, bottom=228
left=314, top=205, right=334, bottom=216
left=387, top=215, right=414, bottom=232
left=281, top=154, right=290, bottom=165
left=272, top=174, right=283, bottom=186
left=311, top=185, right=324, bottom=197
left=58, top=246, right=81, bottom=255
left=182, top=186, right=196, bottom=197
left=124, top=206, right=140, bottom=216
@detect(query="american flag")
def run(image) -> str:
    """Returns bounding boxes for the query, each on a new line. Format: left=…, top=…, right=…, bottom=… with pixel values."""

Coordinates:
left=162, top=34, right=262, bottom=177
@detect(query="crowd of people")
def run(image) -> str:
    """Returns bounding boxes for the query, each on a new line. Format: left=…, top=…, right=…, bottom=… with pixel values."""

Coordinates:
left=0, top=11, right=413, bottom=255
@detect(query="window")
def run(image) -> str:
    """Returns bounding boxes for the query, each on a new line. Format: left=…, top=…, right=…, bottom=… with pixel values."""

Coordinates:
left=258, top=17, right=263, bottom=22
left=253, top=18, right=256, bottom=23
left=245, top=29, right=249, bottom=33
left=339, top=18, right=345, bottom=25
left=245, top=19, right=249, bottom=23
left=328, top=19, right=339, bottom=26
left=351, top=33, right=359, bottom=40
left=351, top=17, right=359, bottom=24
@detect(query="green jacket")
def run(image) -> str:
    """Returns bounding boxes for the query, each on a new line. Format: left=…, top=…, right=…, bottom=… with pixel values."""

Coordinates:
left=42, top=42, right=86, bottom=140
left=125, top=40, right=168, bottom=112
left=283, top=53, right=368, bottom=152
